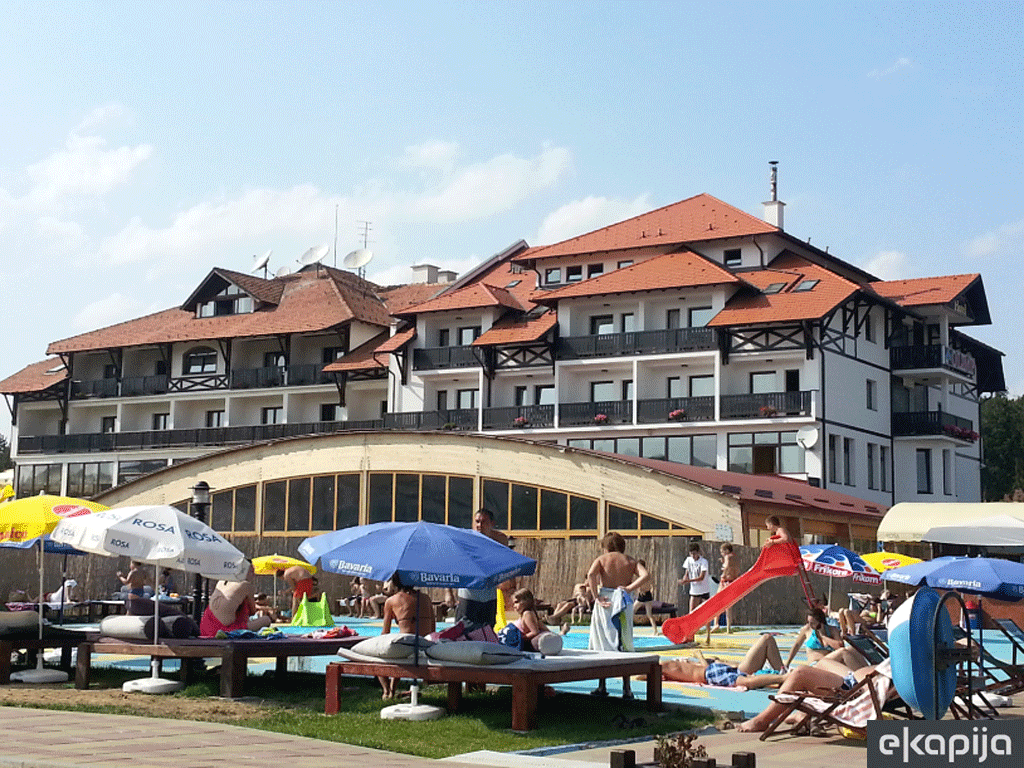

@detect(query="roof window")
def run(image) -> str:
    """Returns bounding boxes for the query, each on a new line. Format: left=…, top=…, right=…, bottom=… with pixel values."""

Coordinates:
left=792, top=279, right=819, bottom=292
left=763, top=282, right=787, bottom=295
left=505, top=279, right=522, bottom=288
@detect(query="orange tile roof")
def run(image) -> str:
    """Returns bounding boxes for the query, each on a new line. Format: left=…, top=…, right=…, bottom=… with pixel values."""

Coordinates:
left=516, top=193, right=778, bottom=261
left=47, top=270, right=391, bottom=355
left=0, top=358, right=68, bottom=395
left=376, top=326, right=417, bottom=353
left=322, top=332, right=390, bottom=372
left=378, top=283, right=446, bottom=314
left=398, top=282, right=526, bottom=316
left=473, top=311, right=557, bottom=346
left=708, top=253, right=859, bottom=326
left=532, top=248, right=741, bottom=303
left=869, top=274, right=980, bottom=307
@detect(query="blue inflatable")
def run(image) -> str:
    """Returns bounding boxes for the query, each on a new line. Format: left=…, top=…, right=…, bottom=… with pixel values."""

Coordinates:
left=888, top=587, right=956, bottom=719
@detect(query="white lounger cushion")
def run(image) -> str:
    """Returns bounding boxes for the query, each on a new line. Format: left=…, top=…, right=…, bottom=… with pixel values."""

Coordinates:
left=350, top=633, right=434, bottom=660
left=0, top=611, right=39, bottom=632
left=426, top=640, right=525, bottom=665
left=534, top=631, right=563, bottom=656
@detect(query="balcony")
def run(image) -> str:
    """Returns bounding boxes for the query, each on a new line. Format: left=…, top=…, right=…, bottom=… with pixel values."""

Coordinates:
left=720, top=391, right=812, bottom=420
left=482, top=405, right=555, bottom=430
left=892, top=410, right=976, bottom=440
left=384, top=409, right=478, bottom=430
left=412, top=347, right=481, bottom=371
left=559, top=400, right=633, bottom=427
left=556, top=327, right=716, bottom=360
left=890, top=344, right=977, bottom=381
left=636, top=396, right=714, bottom=424
left=121, top=375, right=169, bottom=396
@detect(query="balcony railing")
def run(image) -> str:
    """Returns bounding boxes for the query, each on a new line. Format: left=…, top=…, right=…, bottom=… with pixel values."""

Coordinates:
left=121, top=375, right=169, bottom=396
left=890, top=344, right=977, bottom=379
left=892, top=410, right=974, bottom=438
left=720, top=391, right=812, bottom=419
left=69, top=378, right=119, bottom=398
left=559, top=400, right=633, bottom=426
left=556, top=327, right=716, bottom=360
left=482, top=405, right=555, bottom=430
left=383, top=409, right=478, bottom=430
left=412, top=347, right=481, bottom=370
left=636, top=396, right=714, bottom=423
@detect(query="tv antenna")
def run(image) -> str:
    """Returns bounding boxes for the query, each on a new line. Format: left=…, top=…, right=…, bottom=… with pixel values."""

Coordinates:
left=251, top=250, right=272, bottom=277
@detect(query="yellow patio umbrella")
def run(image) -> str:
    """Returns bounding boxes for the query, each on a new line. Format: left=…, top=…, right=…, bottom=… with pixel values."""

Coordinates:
left=860, top=551, right=924, bottom=574
left=252, top=554, right=316, bottom=610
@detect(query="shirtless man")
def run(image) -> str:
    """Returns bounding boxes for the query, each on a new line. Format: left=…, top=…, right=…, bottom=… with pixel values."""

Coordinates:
left=378, top=573, right=436, bottom=699
left=449, top=508, right=511, bottom=630
left=587, top=531, right=649, bottom=697
left=200, top=562, right=273, bottom=637
left=278, top=564, right=316, bottom=619
left=660, top=633, right=790, bottom=690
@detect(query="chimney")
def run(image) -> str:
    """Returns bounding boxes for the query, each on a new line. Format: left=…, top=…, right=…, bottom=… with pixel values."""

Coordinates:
left=437, top=270, right=458, bottom=283
left=762, top=160, right=785, bottom=230
left=410, top=263, right=439, bottom=284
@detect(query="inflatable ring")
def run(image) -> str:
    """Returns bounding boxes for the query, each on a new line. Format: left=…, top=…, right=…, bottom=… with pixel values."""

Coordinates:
left=888, top=587, right=956, bottom=719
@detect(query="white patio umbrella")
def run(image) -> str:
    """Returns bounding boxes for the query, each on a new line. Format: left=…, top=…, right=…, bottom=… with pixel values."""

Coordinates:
left=51, top=505, right=248, bottom=694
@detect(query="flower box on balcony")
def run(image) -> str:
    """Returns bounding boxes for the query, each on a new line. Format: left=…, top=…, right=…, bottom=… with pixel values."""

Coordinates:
left=759, top=405, right=779, bottom=418
left=593, top=413, right=609, bottom=425
left=942, top=424, right=980, bottom=442
left=512, top=416, right=529, bottom=428
left=668, top=409, right=686, bottom=422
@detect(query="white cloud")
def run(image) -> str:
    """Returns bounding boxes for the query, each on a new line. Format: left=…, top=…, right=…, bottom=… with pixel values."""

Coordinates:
left=868, top=57, right=913, bottom=79
left=74, top=103, right=134, bottom=135
left=33, top=216, right=87, bottom=255
left=25, top=133, right=153, bottom=207
left=535, top=194, right=652, bottom=246
left=403, top=145, right=572, bottom=223
left=966, top=218, right=1024, bottom=259
left=864, top=249, right=910, bottom=280
left=71, top=292, right=151, bottom=333
left=396, top=140, right=461, bottom=173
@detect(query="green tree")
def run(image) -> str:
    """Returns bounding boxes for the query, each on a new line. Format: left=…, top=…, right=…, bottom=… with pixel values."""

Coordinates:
left=980, top=394, right=1024, bottom=501
left=0, top=433, right=11, bottom=472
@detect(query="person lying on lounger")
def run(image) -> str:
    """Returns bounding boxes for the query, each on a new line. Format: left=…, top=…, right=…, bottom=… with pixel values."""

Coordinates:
left=660, top=633, right=790, bottom=689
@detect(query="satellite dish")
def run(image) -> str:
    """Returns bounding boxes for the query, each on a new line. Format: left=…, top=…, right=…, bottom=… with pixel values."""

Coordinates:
left=343, top=248, right=374, bottom=270
left=274, top=265, right=292, bottom=278
left=252, top=249, right=272, bottom=275
left=796, top=426, right=819, bottom=449
left=298, top=244, right=330, bottom=266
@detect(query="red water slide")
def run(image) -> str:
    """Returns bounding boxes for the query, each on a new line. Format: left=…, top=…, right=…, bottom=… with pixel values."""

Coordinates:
left=661, top=542, right=803, bottom=644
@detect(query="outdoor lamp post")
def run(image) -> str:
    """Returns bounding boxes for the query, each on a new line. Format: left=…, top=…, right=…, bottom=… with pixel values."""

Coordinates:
left=190, top=481, right=211, bottom=624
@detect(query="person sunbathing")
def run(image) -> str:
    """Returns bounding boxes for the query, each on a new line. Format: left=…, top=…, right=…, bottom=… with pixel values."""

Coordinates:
left=660, top=632, right=790, bottom=689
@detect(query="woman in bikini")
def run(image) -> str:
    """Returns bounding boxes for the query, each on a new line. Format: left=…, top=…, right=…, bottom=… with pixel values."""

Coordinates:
left=784, top=607, right=843, bottom=668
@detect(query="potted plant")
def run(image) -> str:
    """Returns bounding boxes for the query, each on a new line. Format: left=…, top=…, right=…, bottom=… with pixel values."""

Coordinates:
left=442, top=422, right=459, bottom=431
left=668, top=408, right=686, bottom=422
left=512, top=416, right=529, bottom=428
left=593, top=413, right=609, bottom=425
left=759, top=405, right=778, bottom=417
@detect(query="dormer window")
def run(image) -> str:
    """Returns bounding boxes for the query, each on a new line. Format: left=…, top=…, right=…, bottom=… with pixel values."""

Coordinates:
left=195, top=286, right=254, bottom=317
left=763, top=282, right=786, bottom=295
left=793, top=279, right=819, bottom=292
left=566, top=265, right=583, bottom=283
left=545, top=267, right=562, bottom=284
left=724, top=248, right=742, bottom=266
left=587, top=263, right=604, bottom=278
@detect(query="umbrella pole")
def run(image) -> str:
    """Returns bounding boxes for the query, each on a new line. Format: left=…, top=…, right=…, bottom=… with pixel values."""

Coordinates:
left=10, top=540, right=68, bottom=683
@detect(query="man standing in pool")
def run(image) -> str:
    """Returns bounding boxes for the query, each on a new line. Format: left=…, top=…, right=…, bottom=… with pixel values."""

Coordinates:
left=449, top=508, right=511, bottom=632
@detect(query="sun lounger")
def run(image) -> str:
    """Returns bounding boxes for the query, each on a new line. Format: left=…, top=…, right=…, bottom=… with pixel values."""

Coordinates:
left=326, top=646, right=662, bottom=731
left=993, top=618, right=1024, bottom=667
left=0, top=626, right=95, bottom=684
left=75, top=634, right=363, bottom=698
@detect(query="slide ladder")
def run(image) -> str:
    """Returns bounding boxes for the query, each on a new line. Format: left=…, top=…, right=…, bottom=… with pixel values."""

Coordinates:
left=662, top=542, right=803, bottom=644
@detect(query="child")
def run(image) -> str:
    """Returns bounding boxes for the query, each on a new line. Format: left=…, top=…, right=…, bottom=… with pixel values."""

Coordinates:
left=632, top=560, right=658, bottom=634
left=252, top=593, right=280, bottom=622
left=508, top=588, right=547, bottom=651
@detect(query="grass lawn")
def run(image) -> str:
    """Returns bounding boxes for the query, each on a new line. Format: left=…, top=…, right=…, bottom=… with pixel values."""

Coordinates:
left=10, top=666, right=709, bottom=759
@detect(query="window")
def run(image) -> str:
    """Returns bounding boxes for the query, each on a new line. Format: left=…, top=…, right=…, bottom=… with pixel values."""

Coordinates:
left=565, top=265, right=583, bottom=282
left=535, top=384, right=555, bottom=404
left=865, top=312, right=876, bottom=343
left=843, top=437, right=855, bottom=485
left=763, top=282, right=786, bottom=294
left=436, top=389, right=448, bottom=410
left=917, top=448, right=933, bottom=494
left=728, top=431, right=804, bottom=476
left=261, top=406, right=282, bottom=425
left=66, top=462, right=114, bottom=497
left=621, top=313, right=635, bottom=332
left=866, top=379, right=877, bottom=411
left=943, top=449, right=952, bottom=496
left=793, top=279, right=819, bottom=292
left=152, top=412, right=169, bottom=430
left=505, top=279, right=521, bottom=288
left=867, top=443, right=877, bottom=489
left=587, top=263, right=604, bottom=278
left=667, top=376, right=683, bottom=398
left=666, top=309, right=681, bottom=329
left=622, top=380, right=633, bottom=401
left=101, top=416, right=116, bottom=433
left=514, top=386, right=527, bottom=406
left=437, top=329, right=450, bottom=347
left=590, top=381, right=615, bottom=402
left=688, top=306, right=715, bottom=327
left=545, top=267, right=561, bottom=284
left=264, top=351, right=287, bottom=368
left=458, top=326, right=481, bottom=345
left=724, top=248, right=742, bottom=266
left=205, top=410, right=224, bottom=428
left=456, top=388, right=477, bottom=409
left=880, top=445, right=890, bottom=492
left=589, top=315, right=614, bottom=335
left=319, top=404, right=338, bottom=422
left=321, top=347, right=344, bottom=363
left=828, top=435, right=838, bottom=484
left=689, top=375, right=714, bottom=397
left=183, top=347, right=217, bottom=374
left=750, top=371, right=776, bottom=394
left=103, top=364, right=118, bottom=379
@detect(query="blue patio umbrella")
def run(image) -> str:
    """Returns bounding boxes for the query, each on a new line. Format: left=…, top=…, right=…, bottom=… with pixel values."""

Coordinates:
left=881, top=556, right=963, bottom=588
left=884, top=556, right=1024, bottom=602
left=298, top=520, right=536, bottom=589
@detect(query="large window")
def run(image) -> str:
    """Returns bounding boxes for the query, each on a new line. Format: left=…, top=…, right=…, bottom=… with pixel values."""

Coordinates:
left=183, top=347, right=218, bottom=374
left=688, top=306, right=715, bottom=327
left=66, top=462, right=114, bottom=497
left=917, top=448, right=933, bottom=494
left=569, top=434, right=716, bottom=469
left=205, top=410, right=224, bottom=428
left=260, top=474, right=360, bottom=533
left=456, top=388, right=477, bottom=409
left=17, top=463, right=62, bottom=497
left=210, top=484, right=258, bottom=532
left=368, top=472, right=472, bottom=527
left=458, top=326, right=481, bottom=345
left=727, top=432, right=803, bottom=475
left=689, top=375, right=714, bottom=397
left=261, top=406, right=283, bottom=425
left=590, top=381, right=616, bottom=401
left=117, top=459, right=168, bottom=486
left=750, top=371, right=776, bottom=394
left=589, top=315, right=614, bottom=335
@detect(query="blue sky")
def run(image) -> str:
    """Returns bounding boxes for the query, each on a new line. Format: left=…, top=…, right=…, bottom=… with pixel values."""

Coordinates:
left=1, top=1, right=1021, bottom=438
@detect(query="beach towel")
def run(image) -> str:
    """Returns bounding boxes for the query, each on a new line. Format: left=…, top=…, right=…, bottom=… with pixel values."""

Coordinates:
left=588, top=587, right=634, bottom=653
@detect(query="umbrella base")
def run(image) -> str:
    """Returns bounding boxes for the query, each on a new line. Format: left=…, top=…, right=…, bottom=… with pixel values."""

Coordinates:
left=11, top=665, right=69, bottom=684
left=123, top=676, right=184, bottom=695
left=380, top=702, right=445, bottom=721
